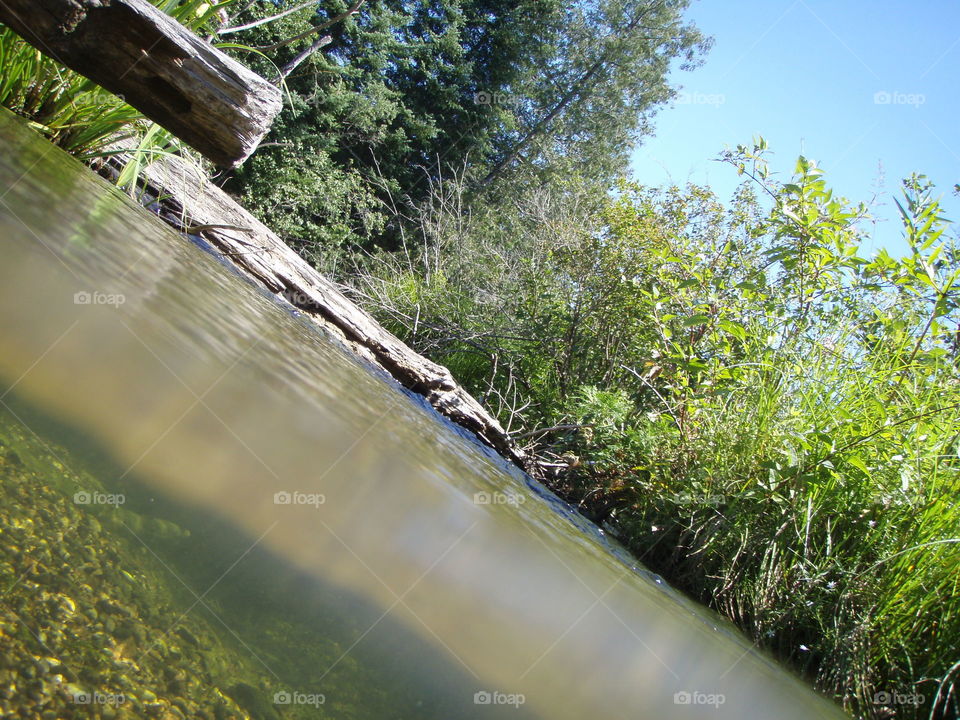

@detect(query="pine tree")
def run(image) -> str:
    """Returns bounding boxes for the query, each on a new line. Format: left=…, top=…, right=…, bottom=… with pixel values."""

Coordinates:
left=222, top=0, right=707, bottom=255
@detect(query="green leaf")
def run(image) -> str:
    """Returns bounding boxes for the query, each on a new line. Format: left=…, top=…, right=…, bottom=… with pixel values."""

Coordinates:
left=718, top=320, right=747, bottom=342
left=681, top=314, right=710, bottom=327
left=846, top=455, right=869, bottom=474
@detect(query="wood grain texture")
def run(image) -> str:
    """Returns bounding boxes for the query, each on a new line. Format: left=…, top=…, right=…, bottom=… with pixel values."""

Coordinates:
left=109, top=145, right=532, bottom=472
left=0, top=0, right=282, bottom=166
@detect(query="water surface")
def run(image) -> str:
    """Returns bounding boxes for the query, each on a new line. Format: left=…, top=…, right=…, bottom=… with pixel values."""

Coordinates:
left=0, top=109, right=847, bottom=719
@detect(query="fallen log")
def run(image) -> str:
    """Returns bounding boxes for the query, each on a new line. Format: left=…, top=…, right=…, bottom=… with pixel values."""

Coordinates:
left=0, top=0, right=282, bottom=167
left=100, top=142, right=533, bottom=473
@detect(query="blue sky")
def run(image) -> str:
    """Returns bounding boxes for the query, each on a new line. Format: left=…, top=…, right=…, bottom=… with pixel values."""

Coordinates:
left=629, top=0, right=960, bottom=255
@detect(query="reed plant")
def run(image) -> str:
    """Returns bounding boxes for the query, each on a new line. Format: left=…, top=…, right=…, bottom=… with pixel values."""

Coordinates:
left=349, top=145, right=960, bottom=719
left=0, top=1, right=241, bottom=182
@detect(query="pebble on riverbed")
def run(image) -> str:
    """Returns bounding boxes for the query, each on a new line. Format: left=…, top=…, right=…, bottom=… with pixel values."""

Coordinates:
left=0, top=433, right=275, bottom=720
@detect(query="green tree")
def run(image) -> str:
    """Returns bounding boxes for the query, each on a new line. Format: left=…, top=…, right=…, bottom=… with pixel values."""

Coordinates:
left=348, top=147, right=960, bottom=718
left=222, top=0, right=707, bottom=255
left=482, top=0, right=710, bottom=187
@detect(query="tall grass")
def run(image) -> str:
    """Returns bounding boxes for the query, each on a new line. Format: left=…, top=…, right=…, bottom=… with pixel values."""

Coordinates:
left=619, top=322, right=960, bottom=718
left=0, top=1, right=241, bottom=178
left=0, top=31, right=145, bottom=156
left=346, top=152, right=960, bottom=719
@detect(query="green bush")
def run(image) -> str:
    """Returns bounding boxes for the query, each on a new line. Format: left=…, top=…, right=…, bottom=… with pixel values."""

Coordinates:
left=346, top=143, right=960, bottom=719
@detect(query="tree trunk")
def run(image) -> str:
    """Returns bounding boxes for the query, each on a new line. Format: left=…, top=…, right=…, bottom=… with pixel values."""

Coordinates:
left=101, top=138, right=533, bottom=474
left=0, top=0, right=282, bottom=167
left=481, top=0, right=664, bottom=186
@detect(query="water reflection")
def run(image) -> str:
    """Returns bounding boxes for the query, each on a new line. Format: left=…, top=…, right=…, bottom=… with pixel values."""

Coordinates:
left=0, top=108, right=846, bottom=719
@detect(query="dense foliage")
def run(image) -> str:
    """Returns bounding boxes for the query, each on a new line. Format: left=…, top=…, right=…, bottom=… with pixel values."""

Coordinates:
left=222, top=0, right=707, bottom=257
left=2, top=2, right=956, bottom=717
left=348, top=143, right=960, bottom=719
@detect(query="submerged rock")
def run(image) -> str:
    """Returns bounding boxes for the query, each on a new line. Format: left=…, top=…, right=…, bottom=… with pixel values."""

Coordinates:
left=226, top=682, right=280, bottom=720
left=0, top=424, right=265, bottom=720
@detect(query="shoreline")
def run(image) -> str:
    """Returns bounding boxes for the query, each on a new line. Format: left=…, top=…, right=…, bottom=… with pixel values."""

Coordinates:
left=97, top=147, right=534, bottom=477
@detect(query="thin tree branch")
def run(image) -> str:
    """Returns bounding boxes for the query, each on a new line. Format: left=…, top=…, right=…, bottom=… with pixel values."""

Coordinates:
left=257, top=0, right=365, bottom=52
left=480, top=0, right=667, bottom=186
left=249, top=0, right=365, bottom=82
left=276, top=34, right=333, bottom=81
left=795, top=401, right=960, bottom=479
left=510, top=424, right=594, bottom=440
left=219, top=0, right=322, bottom=35
left=621, top=363, right=684, bottom=433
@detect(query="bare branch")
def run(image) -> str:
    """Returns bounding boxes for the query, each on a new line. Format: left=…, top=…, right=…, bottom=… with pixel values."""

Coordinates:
left=276, top=33, right=333, bottom=81
left=510, top=424, right=595, bottom=440
left=257, top=0, right=365, bottom=52
left=218, top=0, right=321, bottom=35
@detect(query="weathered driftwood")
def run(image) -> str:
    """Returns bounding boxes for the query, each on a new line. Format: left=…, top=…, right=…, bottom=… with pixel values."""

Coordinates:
left=112, top=149, right=531, bottom=472
left=0, top=0, right=282, bottom=167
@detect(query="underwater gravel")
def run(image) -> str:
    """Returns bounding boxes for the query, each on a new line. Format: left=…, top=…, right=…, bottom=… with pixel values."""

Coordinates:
left=0, top=435, right=276, bottom=720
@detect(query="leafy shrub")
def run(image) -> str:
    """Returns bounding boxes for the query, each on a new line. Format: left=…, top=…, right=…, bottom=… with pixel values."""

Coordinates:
left=346, top=143, right=960, bottom=719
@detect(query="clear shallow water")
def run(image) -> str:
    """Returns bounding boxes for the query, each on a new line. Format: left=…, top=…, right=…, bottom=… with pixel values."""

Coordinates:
left=0, top=109, right=847, bottom=719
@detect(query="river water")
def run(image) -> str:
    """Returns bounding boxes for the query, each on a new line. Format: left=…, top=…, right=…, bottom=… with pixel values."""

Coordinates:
left=0, top=109, right=847, bottom=719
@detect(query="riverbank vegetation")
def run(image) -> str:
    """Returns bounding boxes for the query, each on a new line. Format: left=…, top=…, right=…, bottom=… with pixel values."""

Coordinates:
left=0, top=1, right=230, bottom=161
left=1, top=1, right=957, bottom=718
left=353, top=144, right=960, bottom=719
